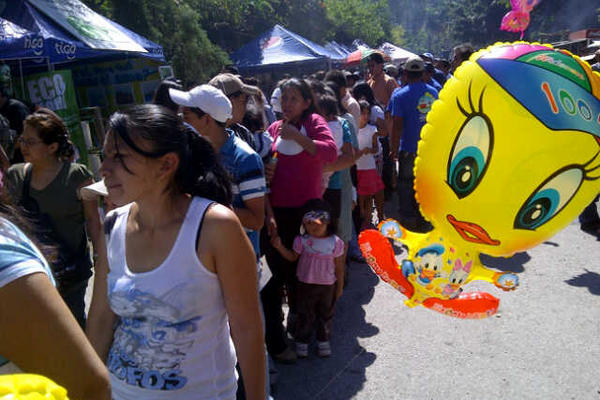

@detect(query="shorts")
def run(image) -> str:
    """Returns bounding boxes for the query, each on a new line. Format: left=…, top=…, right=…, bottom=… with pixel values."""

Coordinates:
left=357, top=169, right=384, bottom=196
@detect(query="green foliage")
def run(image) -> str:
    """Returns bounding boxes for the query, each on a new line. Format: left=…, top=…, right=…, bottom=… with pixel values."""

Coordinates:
left=324, top=0, right=391, bottom=47
left=388, top=0, right=600, bottom=56
left=389, top=25, right=407, bottom=47
left=80, top=0, right=600, bottom=80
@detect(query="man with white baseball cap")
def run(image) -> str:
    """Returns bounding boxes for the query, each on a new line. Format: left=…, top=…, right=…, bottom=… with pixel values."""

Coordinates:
left=169, top=82, right=267, bottom=271
left=169, top=84, right=232, bottom=129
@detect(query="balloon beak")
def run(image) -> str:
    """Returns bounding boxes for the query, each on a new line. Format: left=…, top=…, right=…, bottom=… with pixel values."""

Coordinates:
left=447, top=214, right=501, bottom=246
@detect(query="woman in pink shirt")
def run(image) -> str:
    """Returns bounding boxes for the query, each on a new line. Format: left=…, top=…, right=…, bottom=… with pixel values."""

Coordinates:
left=262, top=78, right=336, bottom=363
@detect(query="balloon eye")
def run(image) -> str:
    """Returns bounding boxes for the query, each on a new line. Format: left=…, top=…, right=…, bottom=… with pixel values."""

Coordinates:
left=514, top=168, right=583, bottom=230
left=447, top=115, right=493, bottom=199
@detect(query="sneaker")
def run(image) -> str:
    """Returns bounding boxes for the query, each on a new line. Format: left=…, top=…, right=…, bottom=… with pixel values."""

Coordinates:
left=295, top=342, right=308, bottom=358
left=317, top=341, right=331, bottom=357
left=272, top=347, right=297, bottom=364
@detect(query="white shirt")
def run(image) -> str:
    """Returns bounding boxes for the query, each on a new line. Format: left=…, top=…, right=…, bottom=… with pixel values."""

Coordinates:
left=356, top=124, right=378, bottom=170
left=106, top=197, right=237, bottom=400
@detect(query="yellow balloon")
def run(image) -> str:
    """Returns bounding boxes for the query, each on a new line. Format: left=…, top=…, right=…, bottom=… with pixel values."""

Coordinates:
left=0, top=374, right=69, bottom=399
left=417, top=42, right=600, bottom=256
left=360, top=42, right=600, bottom=318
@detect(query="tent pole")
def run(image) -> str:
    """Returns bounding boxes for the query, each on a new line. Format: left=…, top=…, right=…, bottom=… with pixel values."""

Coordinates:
left=19, top=60, right=24, bottom=98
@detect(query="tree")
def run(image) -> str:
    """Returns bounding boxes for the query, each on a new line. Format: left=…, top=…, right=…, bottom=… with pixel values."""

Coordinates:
left=81, top=0, right=229, bottom=85
left=324, top=0, right=391, bottom=46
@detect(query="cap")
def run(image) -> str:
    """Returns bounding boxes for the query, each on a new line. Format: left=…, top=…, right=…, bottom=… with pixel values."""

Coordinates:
left=476, top=43, right=600, bottom=139
left=209, top=73, right=259, bottom=97
left=169, top=85, right=232, bottom=123
left=384, top=63, right=398, bottom=75
left=405, top=55, right=425, bottom=72
left=420, top=52, right=434, bottom=61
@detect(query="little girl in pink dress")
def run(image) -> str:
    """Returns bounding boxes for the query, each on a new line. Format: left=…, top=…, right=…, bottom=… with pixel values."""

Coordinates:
left=271, top=199, right=344, bottom=358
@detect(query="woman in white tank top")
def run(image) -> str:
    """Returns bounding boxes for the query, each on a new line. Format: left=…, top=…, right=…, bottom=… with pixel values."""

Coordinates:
left=86, top=104, right=266, bottom=400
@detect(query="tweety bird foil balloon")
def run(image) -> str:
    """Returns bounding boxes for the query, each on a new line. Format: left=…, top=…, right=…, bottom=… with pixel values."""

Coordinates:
left=359, top=42, right=600, bottom=319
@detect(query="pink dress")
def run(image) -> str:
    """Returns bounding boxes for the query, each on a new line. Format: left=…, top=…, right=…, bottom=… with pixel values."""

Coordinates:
left=293, top=234, right=344, bottom=285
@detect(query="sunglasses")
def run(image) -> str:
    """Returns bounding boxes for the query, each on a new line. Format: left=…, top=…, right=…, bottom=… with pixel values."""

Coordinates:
left=303, top=210, right=330, bottom=223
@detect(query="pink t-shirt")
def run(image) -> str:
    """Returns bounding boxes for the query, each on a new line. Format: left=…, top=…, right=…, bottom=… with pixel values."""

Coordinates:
left=293, top=234, right=344, bottom=285
left=268, top=114, right=337, bottom=208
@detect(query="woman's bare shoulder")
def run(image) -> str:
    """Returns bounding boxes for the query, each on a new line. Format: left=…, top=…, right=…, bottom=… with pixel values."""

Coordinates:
left=202, top=203, right=242, bottom=235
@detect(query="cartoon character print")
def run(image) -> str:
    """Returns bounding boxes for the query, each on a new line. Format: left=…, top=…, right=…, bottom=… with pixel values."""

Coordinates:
left=413, top=245, right=444, bottom=289
left=107, top=283, right=202, bottom=391
left=417, top=92, right=436, bottom=124
left=443, top=259, right=472, bottom=298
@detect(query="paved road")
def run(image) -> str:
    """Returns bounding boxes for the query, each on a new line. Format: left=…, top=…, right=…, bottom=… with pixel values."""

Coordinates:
left=3, top=200, right=598, bottom=400
left=271, top=202, right=600, bottom=400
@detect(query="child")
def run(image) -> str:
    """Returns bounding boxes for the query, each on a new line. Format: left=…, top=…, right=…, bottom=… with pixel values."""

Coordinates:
left=270, top=199, right=344, bottom=358
left=243, top=104, right=274, bottom=166
left=356, top=100, right=385, bottom=229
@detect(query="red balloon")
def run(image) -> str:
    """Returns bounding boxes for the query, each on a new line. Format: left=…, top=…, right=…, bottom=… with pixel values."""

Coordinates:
left=423, top=292, right=500, bottom=319
left=358, top=229, right=414, bottom=299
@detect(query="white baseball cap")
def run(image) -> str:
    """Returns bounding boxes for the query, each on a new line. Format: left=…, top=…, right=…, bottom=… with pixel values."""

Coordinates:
left=169, top=84, right=232, bottom=123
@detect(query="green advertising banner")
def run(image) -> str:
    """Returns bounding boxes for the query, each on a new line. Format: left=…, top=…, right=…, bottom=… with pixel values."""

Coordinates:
left=23, top=69, right=87, bottom=165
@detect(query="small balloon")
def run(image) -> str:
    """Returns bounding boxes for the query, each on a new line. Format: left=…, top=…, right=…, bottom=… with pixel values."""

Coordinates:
left=500, top=0, right=541, bottom=38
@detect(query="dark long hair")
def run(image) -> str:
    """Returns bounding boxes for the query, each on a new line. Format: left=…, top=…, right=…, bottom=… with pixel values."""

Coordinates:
left=107, top=105, right=232, bottom=205
left=24, top=108, right=75, bottom=161
left=324, top=81, right=348, bottom=114
left=152, top=79, right=183, bottom=113
left=280, top=78, right=317, bottom=121
left=352, top=81, right=381, bottom=109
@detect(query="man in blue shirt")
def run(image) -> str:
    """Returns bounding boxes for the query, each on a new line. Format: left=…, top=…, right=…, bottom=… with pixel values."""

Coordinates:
left=387, top=55, right=438, bottom=231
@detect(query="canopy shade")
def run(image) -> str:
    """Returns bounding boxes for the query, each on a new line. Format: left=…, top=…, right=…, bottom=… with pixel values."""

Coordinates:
left=0, top=0, right=164, bottom=64
left=231, top=25, right=345, bottom=73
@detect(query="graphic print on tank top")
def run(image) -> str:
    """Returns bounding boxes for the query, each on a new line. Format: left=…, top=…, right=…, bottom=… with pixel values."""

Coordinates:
left=107, top=280, right=202, bottom=391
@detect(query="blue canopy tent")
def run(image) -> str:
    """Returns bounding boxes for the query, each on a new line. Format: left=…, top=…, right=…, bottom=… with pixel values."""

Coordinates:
left=231, top=25, right=345, bottom=75
left=0, top=0, right=165, bottom=102
left=325, top=41, right=352, bottom=59
left=0, top=0, right=164, bottom=65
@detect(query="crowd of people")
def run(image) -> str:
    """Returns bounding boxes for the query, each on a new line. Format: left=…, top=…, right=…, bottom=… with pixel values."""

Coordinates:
left=0, top=42, right=598, bottom=400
